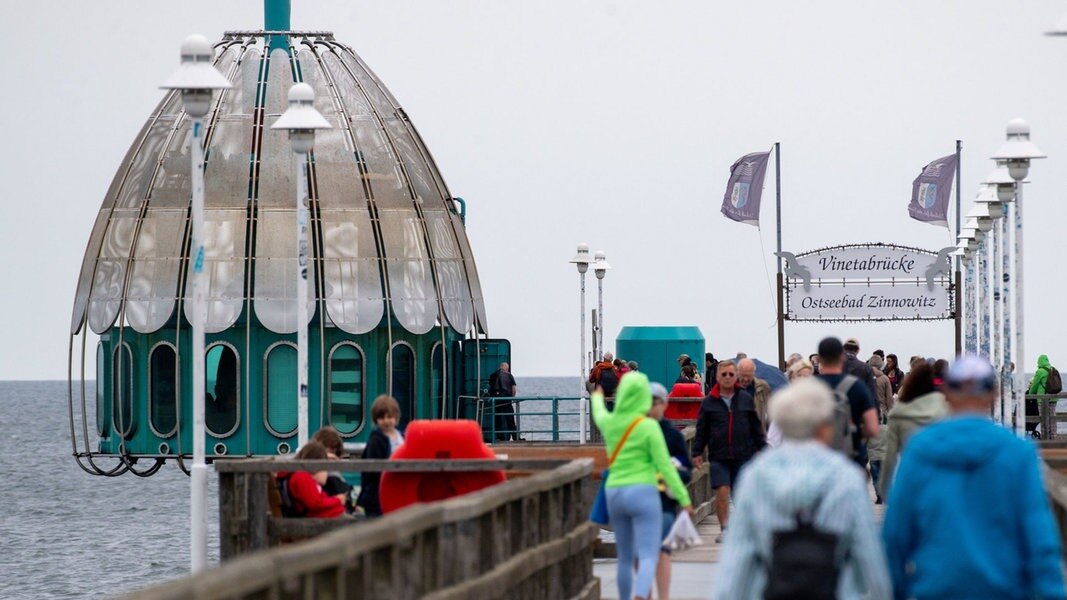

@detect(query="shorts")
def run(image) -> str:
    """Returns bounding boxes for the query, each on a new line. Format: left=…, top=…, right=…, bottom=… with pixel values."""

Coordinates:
left=709, top=459, right=744, bottom=489
left=660, top=510, right=675, bottom=554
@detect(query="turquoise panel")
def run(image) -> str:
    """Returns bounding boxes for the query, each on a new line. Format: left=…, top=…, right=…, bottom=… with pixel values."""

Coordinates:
left=266, top=344, right=297, bottom=435
left=616, top=326, right=705, bottom=390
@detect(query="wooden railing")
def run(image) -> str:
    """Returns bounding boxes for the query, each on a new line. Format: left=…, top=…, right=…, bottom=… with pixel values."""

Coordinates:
left=1027, top=393, right=1067, bottom=438
left=1041, top=442, right=1067, bottom=547
left=123, top=457, right=599, bottom=600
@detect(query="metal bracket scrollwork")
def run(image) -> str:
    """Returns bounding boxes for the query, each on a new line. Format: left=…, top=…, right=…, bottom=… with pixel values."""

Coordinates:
left=776, top=251, right=812, bottom=291
left=925, top=246, right=955, bottom=290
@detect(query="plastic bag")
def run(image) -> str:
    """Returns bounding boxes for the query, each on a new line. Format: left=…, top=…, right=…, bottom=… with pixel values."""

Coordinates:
left=662, top=510, right=702, bottom=552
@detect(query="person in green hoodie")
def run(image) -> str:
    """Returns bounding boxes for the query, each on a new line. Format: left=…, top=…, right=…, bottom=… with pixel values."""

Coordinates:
left=879, top=361, right=949, bottom=500
left=1027, top=354, right=1056, bottom=437
left=593, top=372, right=694, bottom=600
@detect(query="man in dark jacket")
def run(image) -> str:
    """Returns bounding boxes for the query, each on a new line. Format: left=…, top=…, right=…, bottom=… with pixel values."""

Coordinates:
left=588, top=352, right=620, bottom=398
left=843, top=337, right=877, bottom=396
left=817, top=337, right=879, bottom=467
left=691, top=360, right=765, bottom=542
left=488, top=362, right=518, bottom=441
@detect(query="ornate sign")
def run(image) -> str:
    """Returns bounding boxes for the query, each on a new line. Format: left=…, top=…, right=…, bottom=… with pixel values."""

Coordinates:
left=779, top=243, right=956, bottom=322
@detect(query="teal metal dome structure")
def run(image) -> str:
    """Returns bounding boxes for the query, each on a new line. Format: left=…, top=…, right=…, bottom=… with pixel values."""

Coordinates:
left=68, top=21, right=500, bottom=476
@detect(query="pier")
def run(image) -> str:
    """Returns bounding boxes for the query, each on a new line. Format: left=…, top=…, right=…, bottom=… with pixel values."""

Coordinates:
left=120, top=396, right=1067, bottom=599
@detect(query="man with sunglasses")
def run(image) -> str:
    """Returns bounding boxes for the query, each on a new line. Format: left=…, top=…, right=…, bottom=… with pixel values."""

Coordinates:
left=691, top=359, right=766, bottom=543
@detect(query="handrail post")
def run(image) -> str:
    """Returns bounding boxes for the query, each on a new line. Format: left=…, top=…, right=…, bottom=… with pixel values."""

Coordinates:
left=579, top=397, right=587, bottom=444
left=552, top=397, right=559, bottom=442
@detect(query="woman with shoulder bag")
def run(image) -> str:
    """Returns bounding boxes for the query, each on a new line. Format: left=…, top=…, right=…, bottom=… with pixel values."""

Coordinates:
left=593, top=373, right=694, bottom=600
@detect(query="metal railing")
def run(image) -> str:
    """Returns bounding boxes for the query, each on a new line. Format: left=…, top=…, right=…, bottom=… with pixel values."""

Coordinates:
left=460, top=395, right=589, bottom=443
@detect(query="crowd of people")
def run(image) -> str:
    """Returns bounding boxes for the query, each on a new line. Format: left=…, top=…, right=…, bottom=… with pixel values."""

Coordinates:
left=268, top=340, right=1064, bottom=599
left=591, top=338, right=1066, bottom=600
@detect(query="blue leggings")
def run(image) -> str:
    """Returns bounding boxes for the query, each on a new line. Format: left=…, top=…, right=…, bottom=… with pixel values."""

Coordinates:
left=607, top=484, right=661, bottom=599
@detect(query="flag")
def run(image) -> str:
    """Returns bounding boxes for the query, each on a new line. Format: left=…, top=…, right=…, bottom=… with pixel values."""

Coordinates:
left=721, top=151, right=771, bottom=226
left=908, top=154, right=958, bottom=227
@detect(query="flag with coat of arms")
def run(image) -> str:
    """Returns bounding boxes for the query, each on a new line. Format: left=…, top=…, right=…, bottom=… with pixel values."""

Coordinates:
left=721, top=151, right=771, bottom=226
left=908, top=154, right=958, bottom=227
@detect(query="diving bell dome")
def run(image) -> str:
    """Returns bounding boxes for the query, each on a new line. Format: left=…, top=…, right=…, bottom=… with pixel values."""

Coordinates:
left=71, top=30, right=486, bottom=339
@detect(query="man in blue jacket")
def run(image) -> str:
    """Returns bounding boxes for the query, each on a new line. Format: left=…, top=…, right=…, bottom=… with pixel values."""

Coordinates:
left=882, top=355, right=1066, bottom=600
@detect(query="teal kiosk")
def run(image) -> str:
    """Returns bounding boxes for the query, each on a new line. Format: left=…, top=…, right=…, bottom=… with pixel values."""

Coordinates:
left=615, top=326, right=706, bottom=388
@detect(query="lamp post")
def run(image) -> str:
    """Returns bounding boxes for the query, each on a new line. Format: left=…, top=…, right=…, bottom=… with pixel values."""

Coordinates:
left=976, top=180, right=1007, bottom=422
left=991, top=118, right=1045, bottom=436
left=593, top=251, right=610, bottom=361
left=963, top=221, right=985, bottom=357
left=967, top=208, right=994, bottom=362
left=569, top=244, right=592, bottom=443
left=984, top=163, right=1017, bottom=425
left=271, top=83, right=331, bottom=448
left=955, top=244, right=975, bottom=355
left=161, top=34, right=231, bottom=574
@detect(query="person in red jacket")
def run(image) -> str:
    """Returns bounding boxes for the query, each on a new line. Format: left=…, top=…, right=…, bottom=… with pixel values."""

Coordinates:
left=279, top=440, right=346, bottom=518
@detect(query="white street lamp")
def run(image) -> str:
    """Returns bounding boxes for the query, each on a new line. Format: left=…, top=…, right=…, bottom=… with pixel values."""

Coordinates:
left=992, top=118, right=1046, bottom=436
left=965, top=214, right=992, bottom=360
left=593, top=251, right=611, bottom=362
left=975, top=187, right=1006, bottom=422
left=569, top=243, right=592, bottom=443
left=954, top=244, right=975, bottom=354
left=271, top=83, right=331, bottom=449
left=160, top=33, right=231, bottom=575
left=983, top=163, right=1018, bottom=426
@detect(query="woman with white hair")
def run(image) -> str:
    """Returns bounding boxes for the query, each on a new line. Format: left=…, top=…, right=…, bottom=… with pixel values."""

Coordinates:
left=713, top=378, right=891, bottom=599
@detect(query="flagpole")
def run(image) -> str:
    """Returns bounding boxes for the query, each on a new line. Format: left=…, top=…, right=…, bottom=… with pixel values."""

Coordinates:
left=954, top=140, right=962, bottom=357
left=774, top=142, right=785, bottom=370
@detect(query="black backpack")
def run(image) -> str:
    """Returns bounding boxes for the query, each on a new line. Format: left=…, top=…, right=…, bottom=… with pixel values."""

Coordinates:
left=763, top=497, right=840, bottom=600
left=276, top=474, right=305, bottom=518
left=599, top=367, right=619, bottom=397
left=1046, top=367, right=1063, bottom=395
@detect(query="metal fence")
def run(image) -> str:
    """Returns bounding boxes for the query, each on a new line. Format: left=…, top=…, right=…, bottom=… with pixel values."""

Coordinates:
left=460, top=395, right=589, bottom=442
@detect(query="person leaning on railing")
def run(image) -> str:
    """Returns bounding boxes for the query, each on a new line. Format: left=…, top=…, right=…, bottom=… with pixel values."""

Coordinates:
left=592, top=372, right=694, bottom=600
left=278, top=441, right=346, bottom=519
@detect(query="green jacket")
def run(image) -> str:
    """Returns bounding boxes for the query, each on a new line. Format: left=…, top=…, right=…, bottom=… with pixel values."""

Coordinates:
left=1029, top=354, right=1052, bottom=395
left=879, top=390, right=949, bottom=500
left=592, top=373, right=691, bottom=507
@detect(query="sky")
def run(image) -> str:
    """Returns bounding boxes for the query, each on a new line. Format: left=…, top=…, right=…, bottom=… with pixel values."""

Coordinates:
left=3, top=0, right=1067, bottom=381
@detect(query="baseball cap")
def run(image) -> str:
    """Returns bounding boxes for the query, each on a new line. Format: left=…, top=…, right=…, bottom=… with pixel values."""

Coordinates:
left=843, top=337, right=860, bottom=350
left=945, top=355, right=997, bottom=392
left=650, top=382, right=669, bottom=402
left=677, top=353, right=690, bottom=362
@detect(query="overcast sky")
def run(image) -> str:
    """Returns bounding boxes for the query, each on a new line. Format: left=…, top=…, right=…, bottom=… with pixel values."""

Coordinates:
left=3, top=0, right=1067, bottom=381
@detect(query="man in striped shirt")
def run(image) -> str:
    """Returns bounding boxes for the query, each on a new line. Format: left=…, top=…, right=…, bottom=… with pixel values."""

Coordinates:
left=714, top=378, right=891, bottom=599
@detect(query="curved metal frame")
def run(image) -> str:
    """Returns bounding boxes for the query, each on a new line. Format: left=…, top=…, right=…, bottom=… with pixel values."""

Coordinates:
left=327, top=341, right=367, bottom=437
left=430, top=341, right=444, bottom=419
left=262, top=340, right=299, bottom=437
left=111, top=342, right=136, bottom=439
left=388, top=340, right=417, bottom=421
left=205, top=340, right=241, bottom=439
left=147, top=341, right=180, bottom=438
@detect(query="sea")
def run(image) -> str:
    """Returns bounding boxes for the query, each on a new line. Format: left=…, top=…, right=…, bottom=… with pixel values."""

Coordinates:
left=0, top=377, right=577, bottom=599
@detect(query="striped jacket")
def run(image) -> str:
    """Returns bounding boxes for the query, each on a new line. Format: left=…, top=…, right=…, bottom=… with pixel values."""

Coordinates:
left=713, top=440, right=892, bottom=599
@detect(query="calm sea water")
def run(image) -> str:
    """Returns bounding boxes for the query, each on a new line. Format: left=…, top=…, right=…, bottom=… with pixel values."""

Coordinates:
left=0, top=377, right=576, bottom=599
